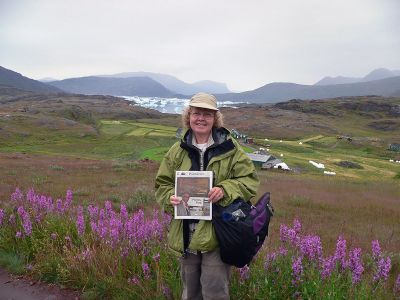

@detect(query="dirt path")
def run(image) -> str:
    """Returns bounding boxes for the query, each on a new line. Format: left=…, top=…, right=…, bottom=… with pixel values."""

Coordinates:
left=0, top=268, right=80, bottom=300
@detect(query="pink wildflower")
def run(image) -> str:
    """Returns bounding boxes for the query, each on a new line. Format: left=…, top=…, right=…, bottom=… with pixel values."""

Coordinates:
left=0, top=209, right=4, bottom=226
left=394, top=274, right=400, bottom=294
left=373, top=256, right=391, bottom=282
left=128, top=276, right=140, bottom=285
left=239, top=265, right=250, bottom=283
left=371, top=240, right=381, bottom=260
left=334, top=235, right=347, bottom=270
left=76, top=206, right=85, bottom=235
left=11, top=187, right=24, bottom=202
left=347, top=248, right=364, bottom=284
left=65, top=189, right=73, bottom=210
left=320, top=255, right=335, bottom=279
left=142, top=262, right=150, bottom=279
left=152, top=253, right=160, bottom=262
left=292, top=256, right=303, bottom=286
left=293, top=218, right=302, bottom=234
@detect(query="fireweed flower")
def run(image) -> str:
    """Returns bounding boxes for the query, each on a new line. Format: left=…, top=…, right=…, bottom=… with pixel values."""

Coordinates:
left=55, top=199, right=63, bottom=213
left=293, top=218, right=302, bottom=234
left=239, top=265, right=250, bottom=283
left=0, top=209, right=4, bottom=226
left=347, top=248, right=364, bottom=284
left=394, top=274, right=400, bottom=294
left=17, top=206, right=32, bottom=236
left=292, top=256, right=303, bottom=286
left=152, top=253, right=160, bottom=262
left=299, top=235, right=323, bottom=260
left=27, top=188, right=35, bottom=203
left=76, top=206, right=85, bottom=235
left=87, top=205, right=99, bottom=221
left=15, top=231, right=22, bottom=238
left=278, top=246, right=288, bottom=256
left=373, top=256, right=391, bottom=282
left=334, top=235, right=347, bottom=270
left=264, top=252, right=278, bottom=270
left=280, top=224, right=289, bottom=242
left=8, top=214, right=16, bottom=225
left=320, top=255, right=335, bottom=279
left=105, top=200, right=113, bottom=217
left=120, top=204, right=128, bottom=222
left=371, top=240, right=381, bottom=260
left=142, top=262, right=150, bottom=279
left=128, top=276, right=140, bottom=285
left=11, top=187, right=24, bottom=202
left=162, top=284, right=171, bottom=299
left=50, top=233, right=57, bottom=240
left=65, top=189, right=73, bottom=210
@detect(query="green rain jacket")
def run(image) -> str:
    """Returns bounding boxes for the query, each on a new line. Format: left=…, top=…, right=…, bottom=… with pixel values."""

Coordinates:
left=155, top=127, right=260, bottom=256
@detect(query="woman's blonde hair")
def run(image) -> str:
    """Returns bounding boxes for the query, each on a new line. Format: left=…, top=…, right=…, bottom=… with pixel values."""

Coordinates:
left=182, top=106, right=224, bottom=129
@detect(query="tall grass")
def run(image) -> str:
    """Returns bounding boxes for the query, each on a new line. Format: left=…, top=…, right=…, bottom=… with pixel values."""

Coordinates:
left=1, top=188, right=399, bottom=299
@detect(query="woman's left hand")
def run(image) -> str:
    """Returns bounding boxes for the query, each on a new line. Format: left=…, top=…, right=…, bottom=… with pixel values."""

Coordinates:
left=208, top=187, right=224, bottom=203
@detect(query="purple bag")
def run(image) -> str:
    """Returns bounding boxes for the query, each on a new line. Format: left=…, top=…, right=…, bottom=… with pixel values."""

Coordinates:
left=212, top=192, right=274, bottom=268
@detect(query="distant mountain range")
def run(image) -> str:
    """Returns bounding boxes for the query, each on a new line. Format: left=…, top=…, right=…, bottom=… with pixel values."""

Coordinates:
left=0, top=66, right=61, bottom=93
left=1, top=65, right=400, bottom=103
left=47, top=76, right=175, bottom=97
left=216, top=76, right=400, bottom=103
left=97, top=71, right=231, bottom=95
left=314, top=68, right=400, bottom=85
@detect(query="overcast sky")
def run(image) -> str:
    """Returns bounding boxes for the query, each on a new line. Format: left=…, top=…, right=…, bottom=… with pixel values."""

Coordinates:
left=1, top=0, right=399, bottom=91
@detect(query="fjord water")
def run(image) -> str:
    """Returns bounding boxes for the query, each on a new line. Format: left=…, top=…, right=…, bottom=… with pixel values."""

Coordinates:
left=123, top=96, right=243, bottom=114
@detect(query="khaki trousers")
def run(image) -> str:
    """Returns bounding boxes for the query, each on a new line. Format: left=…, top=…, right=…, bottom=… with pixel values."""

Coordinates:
left=180, top=249, right=231, bottom=300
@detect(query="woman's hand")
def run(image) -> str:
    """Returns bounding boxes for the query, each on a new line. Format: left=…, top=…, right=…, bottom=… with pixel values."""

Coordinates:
left=170, top=195, right=181, bottom=206
left=208, top=187, right=224, bottom=203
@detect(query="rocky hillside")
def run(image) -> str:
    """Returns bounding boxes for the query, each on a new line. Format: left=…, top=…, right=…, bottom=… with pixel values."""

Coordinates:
left=0, top=66, right=61, bottom=93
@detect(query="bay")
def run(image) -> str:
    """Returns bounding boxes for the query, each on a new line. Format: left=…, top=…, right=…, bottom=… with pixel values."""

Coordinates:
left=122, top=96, right=243, bottom=114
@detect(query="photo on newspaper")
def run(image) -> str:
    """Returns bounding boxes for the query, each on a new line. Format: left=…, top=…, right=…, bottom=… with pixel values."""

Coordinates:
left=174, top=171, right=213, bottom=220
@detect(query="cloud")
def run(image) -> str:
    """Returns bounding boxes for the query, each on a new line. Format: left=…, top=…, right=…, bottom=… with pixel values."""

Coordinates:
left=1, top=0, right=399, bottom=91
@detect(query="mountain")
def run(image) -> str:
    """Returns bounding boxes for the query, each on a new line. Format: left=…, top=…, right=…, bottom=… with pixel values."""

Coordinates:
left=314, top=76, right=360, bottom=86
left=0, top=66, right=61, bottom=93
left=216, top=76, right=400, bottom=103
left=100, top=71, right=231, bottom=95
left=47, top=76, right=175, bottom=97
left=315, top=68, right=400, bottom=85
left=362, top=68, right=400, bottom=82
left=191, top=80, right=230, bottom=94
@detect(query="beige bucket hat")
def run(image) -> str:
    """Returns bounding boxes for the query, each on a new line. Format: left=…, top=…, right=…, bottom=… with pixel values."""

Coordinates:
left=189, top=92, right=219, bottom=111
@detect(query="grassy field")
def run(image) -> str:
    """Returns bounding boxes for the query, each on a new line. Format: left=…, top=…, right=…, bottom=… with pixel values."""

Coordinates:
left=0, top=106, right=399, bottom=298
left=1, top=117, right=399, bottom=252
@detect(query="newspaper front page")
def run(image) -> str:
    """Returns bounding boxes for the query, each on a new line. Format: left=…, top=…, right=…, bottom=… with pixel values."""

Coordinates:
left=174, top=171, right=213, bottom=220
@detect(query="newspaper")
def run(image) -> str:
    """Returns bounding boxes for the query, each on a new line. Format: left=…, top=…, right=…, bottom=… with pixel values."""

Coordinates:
left=174, top=171, right=213, bottom=220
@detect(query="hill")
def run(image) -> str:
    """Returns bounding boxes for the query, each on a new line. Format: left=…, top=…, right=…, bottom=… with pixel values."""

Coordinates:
left=220, top=96, right=400, bottom=141
left=47, top=76, right=175, bottom=97
left=216, top=76, right=400, bottom=103
left=0, top=85, right=163, bottom=121
left=99, top=71, right=231, bottom=95
left=315, top=68, right=400, bottom=85
left=0, top=66, right=61, bottom=93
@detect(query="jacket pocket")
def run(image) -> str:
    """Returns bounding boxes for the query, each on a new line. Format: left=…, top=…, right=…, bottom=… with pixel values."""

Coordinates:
left=189, top=221, right=219, bottom=251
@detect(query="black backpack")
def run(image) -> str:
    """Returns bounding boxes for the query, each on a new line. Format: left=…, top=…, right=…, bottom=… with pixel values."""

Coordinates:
left=212, top=192, right=274, bottom=268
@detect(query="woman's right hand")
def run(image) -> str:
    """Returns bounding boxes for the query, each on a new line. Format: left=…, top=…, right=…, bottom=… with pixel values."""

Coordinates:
left=170, top=195, right=181, bottom=206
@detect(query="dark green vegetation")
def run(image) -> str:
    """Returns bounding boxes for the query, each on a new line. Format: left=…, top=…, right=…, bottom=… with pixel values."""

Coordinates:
left=0, top=89, right=399, bottom=298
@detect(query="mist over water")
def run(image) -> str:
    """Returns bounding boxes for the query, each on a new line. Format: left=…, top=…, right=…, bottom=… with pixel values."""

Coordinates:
left=123, top=96, right=243, bottom=114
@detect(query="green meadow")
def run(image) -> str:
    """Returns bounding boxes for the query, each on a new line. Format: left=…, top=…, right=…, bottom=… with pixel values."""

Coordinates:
left=0, top=111, right=399, bottom=299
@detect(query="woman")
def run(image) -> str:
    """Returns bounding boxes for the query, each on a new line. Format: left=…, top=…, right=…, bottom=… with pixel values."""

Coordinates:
left=155, top=92, right=259, bottom=300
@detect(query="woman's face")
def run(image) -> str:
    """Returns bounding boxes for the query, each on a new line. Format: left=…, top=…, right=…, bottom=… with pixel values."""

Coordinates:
left=189, top=107, right=215, bottom=136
